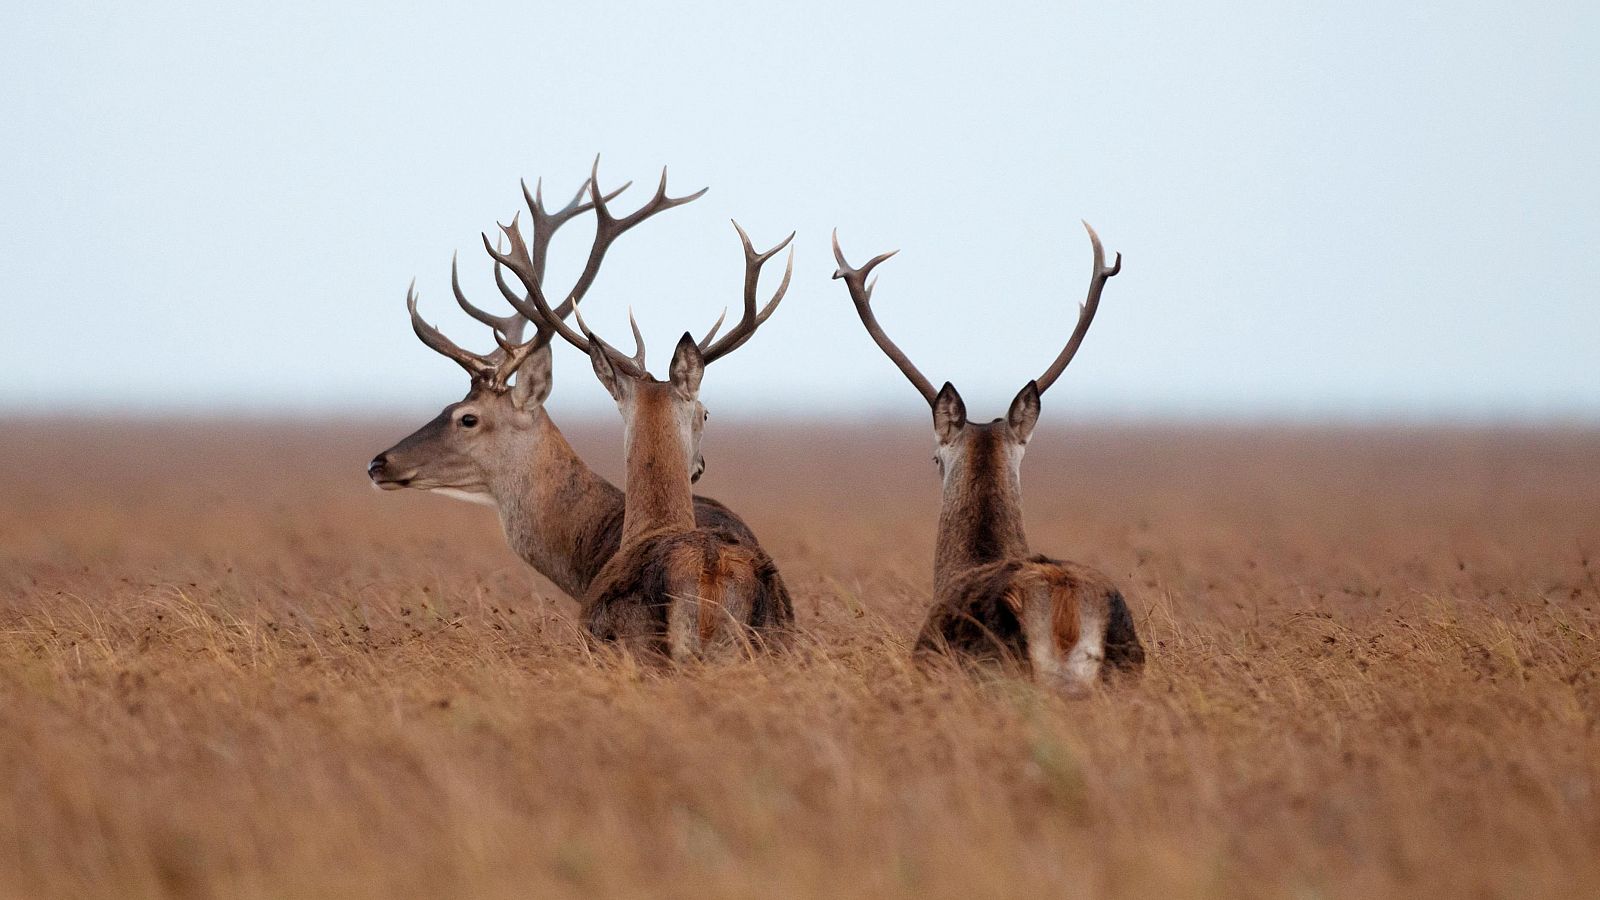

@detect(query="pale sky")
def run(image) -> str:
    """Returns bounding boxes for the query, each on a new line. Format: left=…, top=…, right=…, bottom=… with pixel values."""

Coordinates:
left=3, top=1, right=1596, bottom=421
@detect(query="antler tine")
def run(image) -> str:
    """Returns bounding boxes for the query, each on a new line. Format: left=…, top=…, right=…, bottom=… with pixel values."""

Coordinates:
left=452, top=251, right=527, bottom=350
left=532, top=172, right=632, bottom=221
left=700, top=221, right=795, bottom=363
left=521, top=173, right=631, bottom=283
left=408, top=279, right=494, bottom=378
left=564, top=157, right=707, bottom=311
left=478, top=174, right=628, bottom=348
left=627, top=307, right=647, bottom=370
left=483, top=229, right=564, bottom=350
left=486, top=219, right=647, bottom=378
left=830, top=229, right=936, bottom=405
left=1034, top=221, right=1122, bottom=395
left=569, top=299, right=648, bottom=376
left=458, top=174, right=638, bottom=366
left=526, top=175, right=585, bottom=223
left=490, top=236, right=533, bottom=320
left=486, top=161, right=702, bottom=379
left=715, top=241, right=793, bottom=358
left=696, top=307, right=728, bottom=352
left=489, top=326, right=541, bottom=389
left=590, top=158, right=709, bottom=232
left=485, top=220, right=598, bottom=359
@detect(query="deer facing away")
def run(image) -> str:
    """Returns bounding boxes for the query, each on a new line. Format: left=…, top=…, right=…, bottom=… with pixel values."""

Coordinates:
left=367, top=170, right=784, bottom=607
left=491, top=173, right=794, bottom=659
left=831, top=222, right=1144, bottom=694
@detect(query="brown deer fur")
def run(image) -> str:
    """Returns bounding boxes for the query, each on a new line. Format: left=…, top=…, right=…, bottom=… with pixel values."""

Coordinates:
left=579, top=340, right=792, bottom=659
left=374, top=167, right=787, bottom=613
left=372, top=380, right=764, bottom=601
left=911, top=391, right=1144, bottom=694
left=491, top=178, right=798, bottom=659
left=832, top=224, right=1143, bottom=694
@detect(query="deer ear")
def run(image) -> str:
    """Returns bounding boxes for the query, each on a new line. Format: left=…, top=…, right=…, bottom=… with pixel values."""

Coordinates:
left=509, top=343, right=553, bottom=410
left=588, top=338, right=630, bottom=402
left=669, top=332, right=704, bottom=400
left=1007, top=381, right=1041, bottom=444
left=933, top=382, right=966, bottom=444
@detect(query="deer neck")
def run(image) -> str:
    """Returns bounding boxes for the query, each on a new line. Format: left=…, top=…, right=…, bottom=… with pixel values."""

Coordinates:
left=934, top=433, right=1030, bottom=591
left=488, top=410, right=623, bottom=597
left=620, top=394, right=697, bottom=544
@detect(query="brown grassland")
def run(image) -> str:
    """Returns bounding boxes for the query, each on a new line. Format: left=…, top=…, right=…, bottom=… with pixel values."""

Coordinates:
left=2, top=419, right=1598, bottom=899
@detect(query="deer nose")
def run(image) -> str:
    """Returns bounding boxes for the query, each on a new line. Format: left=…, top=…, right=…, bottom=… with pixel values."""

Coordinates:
left=368, top=454, right=388, bottom=478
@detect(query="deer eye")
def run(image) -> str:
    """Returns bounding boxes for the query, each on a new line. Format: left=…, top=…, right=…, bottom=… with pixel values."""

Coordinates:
left=458, top=414, right=479, bottom=428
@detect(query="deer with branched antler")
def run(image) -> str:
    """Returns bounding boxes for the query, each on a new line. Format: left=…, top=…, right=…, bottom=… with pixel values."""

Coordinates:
left=831, top=222, right=1144, bottom=694
left=368, top=168, right=786, bottom=612
left=487, top=165, right=795, bottom=659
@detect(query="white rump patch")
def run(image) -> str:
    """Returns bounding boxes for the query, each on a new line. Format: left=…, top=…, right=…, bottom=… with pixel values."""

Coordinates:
left=1064, top=607, right=1106, bottom=690
left=1021, top=581, right=1105, bottom=699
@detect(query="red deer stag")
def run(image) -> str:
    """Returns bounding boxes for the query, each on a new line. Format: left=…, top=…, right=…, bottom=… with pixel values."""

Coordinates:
left=831, top=222, right=1144, bottom=694
left=487, top=168, right=794, bottom=658
left=369, top=169, right=783, bottom=607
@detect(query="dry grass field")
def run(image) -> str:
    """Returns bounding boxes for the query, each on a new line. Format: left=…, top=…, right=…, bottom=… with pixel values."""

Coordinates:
left=2, top=418, right=1598, bottom=899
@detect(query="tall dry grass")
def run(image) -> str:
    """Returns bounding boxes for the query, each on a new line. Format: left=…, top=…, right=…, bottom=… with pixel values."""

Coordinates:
left=1, top=420, right=1597, bottom=898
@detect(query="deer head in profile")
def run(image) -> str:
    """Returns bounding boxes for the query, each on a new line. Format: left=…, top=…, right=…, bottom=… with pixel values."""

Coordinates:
left=368, top=175, right=624, bottom=505
left=368, top=166, right=768, bottom=600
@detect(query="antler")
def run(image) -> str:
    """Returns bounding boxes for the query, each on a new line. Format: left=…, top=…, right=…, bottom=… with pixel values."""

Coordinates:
left=470, top=174, right=631, bottom=348
left=831, top=230, right=936, bottom=405
left=1035, top=221, right=1121, bottom=395
left=485, top=157, right=706, bottom=377
left=568, top=302, right=649, bottom=374
left=453, top=250, right=525, bottom=346
left=408, top=280, right=492, bottom=377
left=696, top=221, right=794, bottom=363
left=408, top=278, right=546, bottom=390
left=524, top=174, right=631, bottom=285
left=409, top=279, right=489, bottom=377
left=410, top=171, right=621, bottom=381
